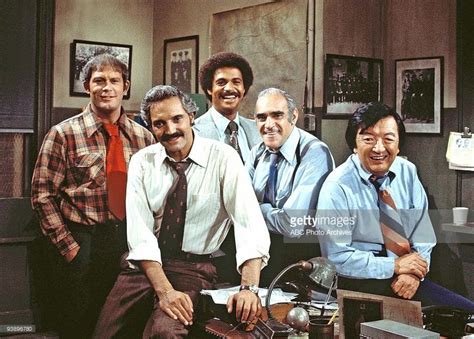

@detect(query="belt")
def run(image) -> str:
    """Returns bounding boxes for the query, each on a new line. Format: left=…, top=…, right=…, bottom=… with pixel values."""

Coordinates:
left=164, top=249, right=226, bottom=263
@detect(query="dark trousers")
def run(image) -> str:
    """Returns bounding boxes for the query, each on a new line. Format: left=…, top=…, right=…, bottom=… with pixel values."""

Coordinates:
left=338, top=276, right=474, bottom=312
left=94, top=259, right=218, bottom=339
left=41, top=221, right=127, bottom=339
left=260, top=233, right=321, bottom=287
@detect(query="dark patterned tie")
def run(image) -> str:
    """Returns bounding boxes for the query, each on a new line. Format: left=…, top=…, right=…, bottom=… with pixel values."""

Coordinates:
left=158, top=160, right=190, bottom=259
left=263, top=152, right=280, bottom=205
left=226, top=121, right=243, bottom=161
left=370, top=175, right=410, bottom=257
left=103, top=123, right=127, bottom=220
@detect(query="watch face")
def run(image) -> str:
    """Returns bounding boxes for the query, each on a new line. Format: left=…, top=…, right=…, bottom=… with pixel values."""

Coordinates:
left=241, top=284, right=259, bottom=294
left=249, top=285, right=259, bottom=294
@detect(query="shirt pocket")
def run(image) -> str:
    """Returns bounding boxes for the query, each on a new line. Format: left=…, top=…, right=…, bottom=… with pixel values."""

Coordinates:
left=70, top=152, right=105, bottom=188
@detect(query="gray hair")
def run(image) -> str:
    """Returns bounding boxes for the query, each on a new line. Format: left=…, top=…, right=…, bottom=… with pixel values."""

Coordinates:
left=257, top=87, right=297, bottom=122
left=140, top=85, right=198, bottom=127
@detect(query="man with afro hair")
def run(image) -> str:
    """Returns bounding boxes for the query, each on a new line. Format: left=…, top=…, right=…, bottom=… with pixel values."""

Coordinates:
left=194, top=52, right=261, bottom=164
left=194, top=52, right=262, bottom=285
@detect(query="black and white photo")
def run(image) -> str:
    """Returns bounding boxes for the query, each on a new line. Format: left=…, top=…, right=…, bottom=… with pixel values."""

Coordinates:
left=324, top=54, right=383, bottom=117
left=163, top=35, right=199, bottom=94
left=395, top=57, right=443, bottom=134
left=70, top=40, right=132, bottom=98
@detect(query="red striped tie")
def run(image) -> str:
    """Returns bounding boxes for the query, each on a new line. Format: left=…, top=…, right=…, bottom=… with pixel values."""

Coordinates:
left=370, top=175, right=410, bottom=257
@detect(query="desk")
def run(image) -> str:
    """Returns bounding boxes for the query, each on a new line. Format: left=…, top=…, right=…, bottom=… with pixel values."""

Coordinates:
left=201, top=303, right=339, bottom=338
left=441, top=223, right=474, bottom=235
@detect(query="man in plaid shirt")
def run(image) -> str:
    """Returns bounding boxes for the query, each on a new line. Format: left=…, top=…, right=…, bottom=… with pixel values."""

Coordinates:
left=31, top=54, right=154, bottom=338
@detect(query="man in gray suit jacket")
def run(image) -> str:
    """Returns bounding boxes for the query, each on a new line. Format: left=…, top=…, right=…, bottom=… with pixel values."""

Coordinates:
left=194, top=52, right=261, bottom=163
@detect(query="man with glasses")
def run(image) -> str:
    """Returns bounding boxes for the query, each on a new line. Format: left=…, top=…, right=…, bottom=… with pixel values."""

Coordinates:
left=316, top=102, right=474, bottom=310
left=247, top=88, right=334, bottom=286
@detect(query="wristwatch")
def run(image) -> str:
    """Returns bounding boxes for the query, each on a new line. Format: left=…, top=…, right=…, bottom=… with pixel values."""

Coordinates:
left=240, top=284, right=259, bottom=294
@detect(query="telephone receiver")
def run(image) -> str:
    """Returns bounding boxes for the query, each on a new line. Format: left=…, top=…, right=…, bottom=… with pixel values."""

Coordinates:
left=423, top=305, right=474, bottom=337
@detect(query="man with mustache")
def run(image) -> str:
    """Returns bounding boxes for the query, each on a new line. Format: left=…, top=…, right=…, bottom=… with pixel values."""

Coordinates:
left=194, top=52, right=262, bottom=284
left=94, top=85, right=270, bottom=338
left=31, top=54, right=155, bottom=338
left=247, top=88, right=334, bottom=286
left=316, top=102, right=474, bottom=311
left=194, top=52, right=260, bottom=163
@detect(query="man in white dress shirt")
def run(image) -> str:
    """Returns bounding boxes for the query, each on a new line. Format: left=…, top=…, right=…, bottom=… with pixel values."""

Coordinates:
left=94, top=85, right=270, bottom=338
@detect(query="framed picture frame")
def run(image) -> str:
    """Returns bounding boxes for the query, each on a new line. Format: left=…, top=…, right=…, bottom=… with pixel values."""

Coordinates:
left=70, top=39, right=132, bottom=99
left=163, top=35, right=199, bottom=94
left=395, top=56, right=443, bottom=134
left=324, top=54, right=383, bottom=118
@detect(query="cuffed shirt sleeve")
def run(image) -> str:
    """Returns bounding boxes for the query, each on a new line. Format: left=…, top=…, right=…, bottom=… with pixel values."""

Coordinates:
left=31, top=127, right=78, bottom=256
left=126, top=152, right=162, bottom=264
left=223, top=151, right=270, bottom=273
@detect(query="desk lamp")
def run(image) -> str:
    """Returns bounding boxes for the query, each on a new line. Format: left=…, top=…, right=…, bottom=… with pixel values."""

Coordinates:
left=264, top=257, right=337, bottom=333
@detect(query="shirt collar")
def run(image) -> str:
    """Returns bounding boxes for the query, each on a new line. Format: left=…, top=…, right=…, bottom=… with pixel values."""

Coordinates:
left=263, top=126, right=299, bottom=165
left=210, top=106, right=241, bottom=138
left=157, top=132, right=206, bottom=169
left=84, top=104, right=131, bottom=139
left=350, top=153, right=396, bottom=187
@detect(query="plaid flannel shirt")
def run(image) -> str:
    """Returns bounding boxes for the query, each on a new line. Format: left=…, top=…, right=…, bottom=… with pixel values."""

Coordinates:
left=31, top=105, right=155, bottom=256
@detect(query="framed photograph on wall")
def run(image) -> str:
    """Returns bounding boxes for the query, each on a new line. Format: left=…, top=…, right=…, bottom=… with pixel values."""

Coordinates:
left=70, top=39, right=132, bottom=98
left=395, top=56, right=443, bottom=134
left=163, top=35, right=199, bottom=94
left=324, top=54, right=383, bottom=118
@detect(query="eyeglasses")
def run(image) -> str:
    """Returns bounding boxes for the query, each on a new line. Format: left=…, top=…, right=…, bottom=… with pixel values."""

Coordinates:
left=358, top=135, right=398, bottom=147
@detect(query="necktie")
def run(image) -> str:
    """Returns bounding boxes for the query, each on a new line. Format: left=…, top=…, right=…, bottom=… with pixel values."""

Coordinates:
left=103, top=123, right=127, bottom=220
left=159, top=160, right=190, bottom=259
left=225, top=121, right=243, bottom=161
left=263, top=152, right=280, bottom=205
left=370, top=175, right=410, bottom=257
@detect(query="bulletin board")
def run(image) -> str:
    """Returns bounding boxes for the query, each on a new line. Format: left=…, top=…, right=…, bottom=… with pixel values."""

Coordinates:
left=210, top=0, right=308, bottom=118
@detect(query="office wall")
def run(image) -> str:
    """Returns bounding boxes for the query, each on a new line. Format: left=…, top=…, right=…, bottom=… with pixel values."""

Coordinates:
left=321, top=0, right=457, bottom=211
left=53, top=0, right=154, bottom=113
left=321, top=0, right=385, bottom=165
left=152, top=0, right=275, bottom=92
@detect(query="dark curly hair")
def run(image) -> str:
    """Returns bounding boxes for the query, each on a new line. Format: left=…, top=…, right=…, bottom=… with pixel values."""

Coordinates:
left=345, top=102, right=406, bottom=150
left=199, top=52, right=253, bottom=101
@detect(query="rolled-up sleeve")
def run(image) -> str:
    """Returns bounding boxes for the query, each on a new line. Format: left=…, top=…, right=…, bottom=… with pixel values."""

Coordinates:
left=222, top=151, right=270, bottom=273
left=317, top=181, right=396, bottom=279
left=126, top=151, right=162, bottom=264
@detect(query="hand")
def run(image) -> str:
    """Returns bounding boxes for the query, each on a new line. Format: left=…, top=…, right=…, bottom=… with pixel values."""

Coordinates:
left=226, top=290, right=262, bottom=323
left=64, top=246, right=80, bottom=263
left=158, top=289, right=194, bottom=326
left=394, top=252, right=428, bottom=279
left=391, top=273, right=420, bottom=299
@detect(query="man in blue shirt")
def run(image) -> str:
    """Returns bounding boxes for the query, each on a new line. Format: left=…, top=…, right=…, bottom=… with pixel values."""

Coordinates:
left=247, top=88, right=334, bottom=286
left=317, top=102, right=474, bottom=310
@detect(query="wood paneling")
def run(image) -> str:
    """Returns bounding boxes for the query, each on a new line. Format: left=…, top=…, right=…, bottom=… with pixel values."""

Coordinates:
left=323, top=0, right=383, bottom=58
left=0, top=0, right=37, bottom=131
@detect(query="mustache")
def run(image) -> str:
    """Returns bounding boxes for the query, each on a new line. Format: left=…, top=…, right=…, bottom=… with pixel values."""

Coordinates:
left=264, top=127, right=279, bottom=134
left=161, top=132, right=184, bottom=142
left=220, top=90, right=241, bottom=98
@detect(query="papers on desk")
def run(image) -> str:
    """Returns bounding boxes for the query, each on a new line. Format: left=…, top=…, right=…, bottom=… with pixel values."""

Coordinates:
left=446, top=131, right=474, bottom=171
left=200, top=286, right=298, bottom=306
